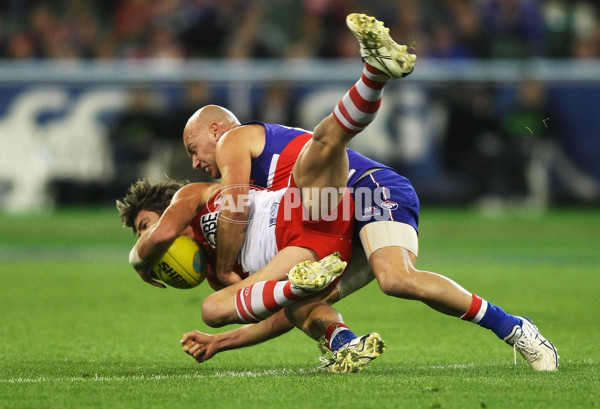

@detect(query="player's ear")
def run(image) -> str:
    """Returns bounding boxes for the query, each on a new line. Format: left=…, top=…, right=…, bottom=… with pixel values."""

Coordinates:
left=209, top=122, right=220, bottom=140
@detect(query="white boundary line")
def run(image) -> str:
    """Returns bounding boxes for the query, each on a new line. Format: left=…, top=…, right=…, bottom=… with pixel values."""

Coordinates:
left=0, top=368, right=319, bottom=384
left=0, top=363, right=487, bottom=384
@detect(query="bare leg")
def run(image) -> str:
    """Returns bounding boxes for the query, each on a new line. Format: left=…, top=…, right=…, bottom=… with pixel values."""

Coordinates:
left=201, top=246, right=316, bottom=327
left=292, top=114, right=352, bottom=214
left=284, top=285, right=342, bottom=339
left=369, top=246, right=472, bottom=316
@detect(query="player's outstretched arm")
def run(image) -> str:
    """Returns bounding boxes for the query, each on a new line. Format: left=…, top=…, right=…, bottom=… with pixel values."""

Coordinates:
left=181, top=310, right=294, bottom=363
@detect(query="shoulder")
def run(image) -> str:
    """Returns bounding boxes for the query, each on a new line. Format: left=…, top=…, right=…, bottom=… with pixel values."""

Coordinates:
left=173, top=182, right=220, bottom=203
left=218, top=124, right=266, bottom=158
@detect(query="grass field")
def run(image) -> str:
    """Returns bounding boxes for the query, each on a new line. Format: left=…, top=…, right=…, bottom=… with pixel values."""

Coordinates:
left=0, top=207, right=598, bottom=409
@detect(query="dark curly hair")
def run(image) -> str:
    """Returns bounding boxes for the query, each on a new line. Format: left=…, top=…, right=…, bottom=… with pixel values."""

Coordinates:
left=116, top=178, right=187, bottom=234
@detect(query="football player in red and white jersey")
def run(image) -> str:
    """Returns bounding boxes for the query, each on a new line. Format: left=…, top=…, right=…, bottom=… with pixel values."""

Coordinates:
left=123, top=14, right=414, bottom=370
left=118, top=177, right=373, bottom=372
left=121, top=79, right=385, bottom=370
left=177, top=13, right=558, bottom=372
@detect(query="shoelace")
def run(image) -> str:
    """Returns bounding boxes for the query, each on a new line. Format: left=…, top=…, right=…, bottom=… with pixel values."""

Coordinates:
left=513, top=335, right=541, bottom=365
left=318, top=356, right=335, bottom=368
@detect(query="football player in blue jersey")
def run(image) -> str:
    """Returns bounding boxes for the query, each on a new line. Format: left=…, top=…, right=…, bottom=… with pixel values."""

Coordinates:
left=179, top=14, right=558, bottom=371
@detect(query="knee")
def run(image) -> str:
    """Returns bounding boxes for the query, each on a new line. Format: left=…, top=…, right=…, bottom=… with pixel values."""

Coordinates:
left=375, top=264, right=424, bottom=299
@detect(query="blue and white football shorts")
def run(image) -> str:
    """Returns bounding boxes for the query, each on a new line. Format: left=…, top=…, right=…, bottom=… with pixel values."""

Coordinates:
left=351, top=168, right=420, bottom=234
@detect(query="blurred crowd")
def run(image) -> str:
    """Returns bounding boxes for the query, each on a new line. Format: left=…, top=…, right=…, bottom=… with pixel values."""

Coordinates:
left=1, top=0, right=599, bottom=61
left=2, top=0, right=599, bottom=211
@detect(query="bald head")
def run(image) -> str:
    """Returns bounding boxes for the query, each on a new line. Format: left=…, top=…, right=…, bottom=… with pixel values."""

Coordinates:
left=184, top=104, right=240, bottom=142
left=183, top=105, right=241, bottom=179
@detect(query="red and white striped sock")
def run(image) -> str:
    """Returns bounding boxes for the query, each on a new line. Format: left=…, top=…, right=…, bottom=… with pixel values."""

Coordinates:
left=460, top=294, right=488, bottom=323
left=235, top=280, right=310, bottom=323
left=332, top=63, right=389, bottom=134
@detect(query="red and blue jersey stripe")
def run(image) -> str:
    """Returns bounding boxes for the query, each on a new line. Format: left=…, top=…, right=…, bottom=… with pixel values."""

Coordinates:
left=246, top=121, right=394, bottom=189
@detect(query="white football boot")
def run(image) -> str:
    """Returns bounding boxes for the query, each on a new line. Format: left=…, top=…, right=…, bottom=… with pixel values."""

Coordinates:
left=504, top=316, right=559, bottom=371
left=346, top=13, right=416, bottom=78
left=319, top=332, right=385, bottom=373
left=287, top=252, right=347, bottom=292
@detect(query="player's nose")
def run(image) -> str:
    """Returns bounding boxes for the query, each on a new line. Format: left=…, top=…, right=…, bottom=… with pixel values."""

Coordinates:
left=192, top=156, right=201, bottom=169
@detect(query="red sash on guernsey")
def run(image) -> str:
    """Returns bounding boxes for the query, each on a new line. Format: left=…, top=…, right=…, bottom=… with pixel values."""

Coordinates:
left=266, top=133, right=312, bottom=190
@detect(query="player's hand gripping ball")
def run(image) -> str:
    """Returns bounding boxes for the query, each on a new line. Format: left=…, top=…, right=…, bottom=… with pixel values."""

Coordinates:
left=151, top=236, right=206, bottom=289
